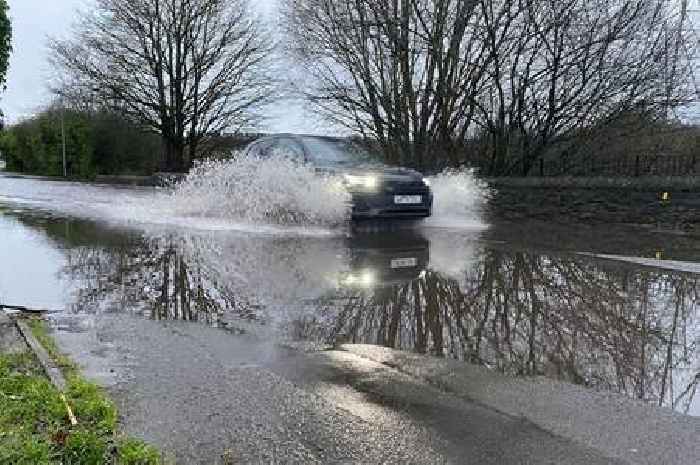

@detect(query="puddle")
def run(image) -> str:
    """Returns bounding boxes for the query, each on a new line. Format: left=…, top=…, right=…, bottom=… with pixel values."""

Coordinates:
left=0, top=175, right=698, bottom=417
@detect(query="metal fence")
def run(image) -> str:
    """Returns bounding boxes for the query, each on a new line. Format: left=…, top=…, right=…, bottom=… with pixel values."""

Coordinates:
left=534, top=154, right=699, bottom=177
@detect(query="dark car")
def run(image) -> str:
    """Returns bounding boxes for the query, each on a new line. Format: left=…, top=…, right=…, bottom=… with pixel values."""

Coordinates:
left=244, top=135, right=433, bottom=220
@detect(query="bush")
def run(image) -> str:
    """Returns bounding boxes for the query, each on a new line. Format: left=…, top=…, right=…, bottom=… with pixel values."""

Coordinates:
left=0, top=108, right=161, bottom=178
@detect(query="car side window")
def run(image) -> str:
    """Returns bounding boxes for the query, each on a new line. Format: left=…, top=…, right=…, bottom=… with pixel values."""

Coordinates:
left=275, top=138, right=307, bottom=162
left=246, top=138, right=307, bottom=162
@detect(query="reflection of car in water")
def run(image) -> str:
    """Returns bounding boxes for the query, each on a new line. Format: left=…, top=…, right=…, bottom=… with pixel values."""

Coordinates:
left=339, top=231, right=430, bottom=288
left=244, top=135, right=433, bottom=220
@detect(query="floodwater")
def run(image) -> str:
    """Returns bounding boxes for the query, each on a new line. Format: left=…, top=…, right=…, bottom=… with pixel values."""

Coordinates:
left=0, top=170, right=698, bottom=423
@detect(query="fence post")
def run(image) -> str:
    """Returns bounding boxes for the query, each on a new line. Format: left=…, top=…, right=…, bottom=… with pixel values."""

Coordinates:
left=539, top=158, right=544, bottom=177
left=635, top=155, right=640, bottom=177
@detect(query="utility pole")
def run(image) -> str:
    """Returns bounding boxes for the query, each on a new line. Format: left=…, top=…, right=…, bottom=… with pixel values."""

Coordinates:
left=61, top=101, right=67, bottom=178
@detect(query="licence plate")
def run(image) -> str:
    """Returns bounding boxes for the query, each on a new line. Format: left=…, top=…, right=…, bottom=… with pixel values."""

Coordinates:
left=391, top=257, right=418, bottom=269
left=394, top=195, right=422, bottom=204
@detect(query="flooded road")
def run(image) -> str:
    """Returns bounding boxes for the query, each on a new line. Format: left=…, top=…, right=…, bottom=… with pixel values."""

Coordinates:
left=1, top=172, right=698, bottom=463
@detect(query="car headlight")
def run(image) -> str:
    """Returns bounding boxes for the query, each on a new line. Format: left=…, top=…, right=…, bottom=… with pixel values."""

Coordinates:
left=342, top=270, right=376, bottom=288
left=422, top=178, right=431, bottom=187
left=344, top=174, right=379, bottom=190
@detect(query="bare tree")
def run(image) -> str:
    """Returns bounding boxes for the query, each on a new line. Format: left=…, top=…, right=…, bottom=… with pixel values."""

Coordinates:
left=283, top=0, right=489, bottom=169
left=284, top=0, right=695, bottom=175
left=476, top=0, right=696, bottom=175
left=51, top=0, right=273, bottom=172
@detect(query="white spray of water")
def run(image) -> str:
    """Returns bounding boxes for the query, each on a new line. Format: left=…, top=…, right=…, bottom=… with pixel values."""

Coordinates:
left=161, top=155, right=350, bottom=226
left=424, top=167, right=492, bottom=230
left=161, top=161, right=491, bottom=231
left=0, top=156, right=491, bottom=234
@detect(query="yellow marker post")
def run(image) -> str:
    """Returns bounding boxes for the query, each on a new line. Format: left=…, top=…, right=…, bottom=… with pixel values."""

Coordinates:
left=661, top=192, right=670, bottom=202
left=60, top=393, right=78, bottom=426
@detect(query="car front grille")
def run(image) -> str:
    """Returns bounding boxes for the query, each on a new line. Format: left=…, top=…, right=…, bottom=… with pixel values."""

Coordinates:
left=382, top=181, right=429, bottom=194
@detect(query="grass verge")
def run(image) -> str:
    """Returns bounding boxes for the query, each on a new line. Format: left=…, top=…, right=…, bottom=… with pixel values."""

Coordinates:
left=0, top=318, right=163, bottom=465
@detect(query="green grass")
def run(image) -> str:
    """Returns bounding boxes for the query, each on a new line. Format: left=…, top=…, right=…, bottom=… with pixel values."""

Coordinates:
left=0, top=319, right=163, bottom=465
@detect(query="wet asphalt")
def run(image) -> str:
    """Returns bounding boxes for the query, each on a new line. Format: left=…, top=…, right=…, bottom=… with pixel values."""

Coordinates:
left=56, top=314, right=621, bottom=464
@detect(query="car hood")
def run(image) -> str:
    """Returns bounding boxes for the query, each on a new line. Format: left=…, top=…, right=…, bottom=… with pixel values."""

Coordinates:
left=327, top=165, right=424, bottom=182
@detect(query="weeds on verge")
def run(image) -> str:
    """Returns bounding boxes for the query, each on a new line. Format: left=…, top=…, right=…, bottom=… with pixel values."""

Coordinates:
left=0, top=320, right=163, bottom=465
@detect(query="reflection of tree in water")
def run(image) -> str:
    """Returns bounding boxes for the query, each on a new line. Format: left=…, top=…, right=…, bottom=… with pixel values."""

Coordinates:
left=61, top=234, right=262, bottom=327
left=144, top=237, right=262, bottom=324
left=324, top=251, right=699, bottom=414
left=19, top=213, right=698, bottom=414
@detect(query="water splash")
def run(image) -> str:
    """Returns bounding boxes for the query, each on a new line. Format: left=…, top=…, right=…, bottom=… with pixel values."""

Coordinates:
left=424, top=167, right=492, bottom=229
left=0, top=157, right=491, bottom=234
left=157, top=154, right=350, bottom=229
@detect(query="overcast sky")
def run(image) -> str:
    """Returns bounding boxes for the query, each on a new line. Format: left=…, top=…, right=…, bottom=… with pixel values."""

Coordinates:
left=2, top=0, right=322, bottom=133
left=8, top=1, right=694, bottom=130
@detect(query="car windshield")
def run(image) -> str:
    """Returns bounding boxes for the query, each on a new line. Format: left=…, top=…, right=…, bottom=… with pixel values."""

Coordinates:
left=301, top=137, right=381, bottom=168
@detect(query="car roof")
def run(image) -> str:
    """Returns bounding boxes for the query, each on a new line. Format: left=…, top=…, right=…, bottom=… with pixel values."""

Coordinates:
left=253, top=134, right=344, bottom=144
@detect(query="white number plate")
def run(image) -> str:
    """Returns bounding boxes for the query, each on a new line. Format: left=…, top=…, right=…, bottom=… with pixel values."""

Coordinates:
left=394, top=195, right=422, bottom=204
left=391, top=257, right=418, bottom=269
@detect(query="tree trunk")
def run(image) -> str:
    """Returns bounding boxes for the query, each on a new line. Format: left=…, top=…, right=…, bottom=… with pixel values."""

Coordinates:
left=162, top=135, right=185, bottom=172
left=188, top=137, right=198, bottom=166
